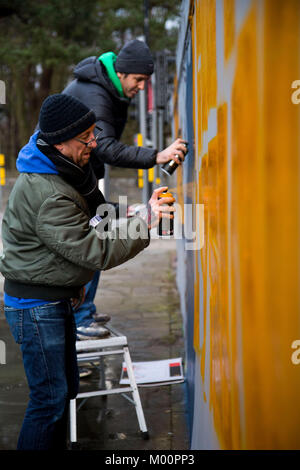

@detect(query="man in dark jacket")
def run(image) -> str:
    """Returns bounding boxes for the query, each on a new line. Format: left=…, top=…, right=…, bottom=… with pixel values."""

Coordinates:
left=0, top=93, right=174, bottom=449
left=62, top=39, right=187, bottom=339
left=63, top=39, right=186, bottom=178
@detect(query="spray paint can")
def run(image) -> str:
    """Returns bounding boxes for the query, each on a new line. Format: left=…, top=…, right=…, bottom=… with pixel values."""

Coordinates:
left=158, top=191, right=174, bottom=237
left=161, top=143, right=188, bottom=176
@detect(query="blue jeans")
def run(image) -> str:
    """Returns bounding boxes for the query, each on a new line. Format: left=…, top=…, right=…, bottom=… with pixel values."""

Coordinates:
left=74, top=270, right=101, bottom=327
left=5, top=301, right=79, bottom=450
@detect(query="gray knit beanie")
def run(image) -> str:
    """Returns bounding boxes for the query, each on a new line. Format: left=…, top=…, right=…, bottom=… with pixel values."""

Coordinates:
left=115, top=39, right=154, bottom=75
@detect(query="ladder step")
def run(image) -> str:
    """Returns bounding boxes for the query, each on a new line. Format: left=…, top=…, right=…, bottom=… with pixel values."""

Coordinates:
left=77, top=387, right=133, bottom=399
left=76, top=336, right=128, bottom=351
left=77, top=349, right=124, bottom=360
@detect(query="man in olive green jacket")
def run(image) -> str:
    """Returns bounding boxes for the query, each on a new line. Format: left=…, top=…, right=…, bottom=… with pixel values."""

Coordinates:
left=0, top=93, right=174, bottom=450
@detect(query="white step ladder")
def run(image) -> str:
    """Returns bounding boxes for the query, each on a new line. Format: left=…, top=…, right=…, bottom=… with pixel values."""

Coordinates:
left=69, top=326, right=149, bottom=445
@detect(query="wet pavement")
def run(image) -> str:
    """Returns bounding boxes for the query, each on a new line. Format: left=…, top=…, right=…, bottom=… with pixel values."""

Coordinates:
left=0, top=175, right=189, bottom=451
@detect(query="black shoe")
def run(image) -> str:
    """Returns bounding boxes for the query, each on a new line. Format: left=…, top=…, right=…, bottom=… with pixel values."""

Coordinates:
left=76, top=322, right=110, bottom=340
left=92, top=313, right=111, bottom=324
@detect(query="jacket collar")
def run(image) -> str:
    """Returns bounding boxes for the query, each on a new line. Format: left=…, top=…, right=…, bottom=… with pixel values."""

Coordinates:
left=98, top=52, right=125, bottom=98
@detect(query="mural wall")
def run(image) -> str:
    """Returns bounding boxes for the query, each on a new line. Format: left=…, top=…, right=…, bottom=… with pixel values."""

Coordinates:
left=174, top=0, right=300, bottom=449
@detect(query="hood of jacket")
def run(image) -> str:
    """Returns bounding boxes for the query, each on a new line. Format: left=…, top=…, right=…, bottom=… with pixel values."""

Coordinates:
left=73, top=55, right=128, bottom=102
left=16, top=131, right=58, bottom=175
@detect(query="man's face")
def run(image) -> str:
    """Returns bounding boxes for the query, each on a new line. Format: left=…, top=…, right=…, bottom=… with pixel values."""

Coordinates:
left=117, top=73, right=150, bottom=99
left=54, top=124, right=97, bottom=167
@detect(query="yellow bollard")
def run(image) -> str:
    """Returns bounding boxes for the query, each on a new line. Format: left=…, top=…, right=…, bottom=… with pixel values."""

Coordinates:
left=148, top=167, right=154, bottom=183
left=0, top=153, right=5, bottom=186
left=137, top=134, right=144, bottom=188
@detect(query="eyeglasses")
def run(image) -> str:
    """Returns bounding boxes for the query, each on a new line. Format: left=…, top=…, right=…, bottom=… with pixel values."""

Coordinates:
left=74, top=126, right=103, bottom=148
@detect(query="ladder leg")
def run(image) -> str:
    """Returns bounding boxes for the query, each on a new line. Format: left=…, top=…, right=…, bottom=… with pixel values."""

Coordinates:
left=70, top=398, right=77, bottom=444
left=99, top=353, right=106, bottom=390
left=123, top=346, right=149, bottom=438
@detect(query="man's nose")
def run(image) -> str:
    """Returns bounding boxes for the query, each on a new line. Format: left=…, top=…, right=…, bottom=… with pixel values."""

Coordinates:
left=138, top=80, right=145, bottom=90
left=90, top=139, right=98, bottom=149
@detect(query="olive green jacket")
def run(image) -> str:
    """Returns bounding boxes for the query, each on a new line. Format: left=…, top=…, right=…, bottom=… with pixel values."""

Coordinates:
left=0, top=173, right=149, bottom=299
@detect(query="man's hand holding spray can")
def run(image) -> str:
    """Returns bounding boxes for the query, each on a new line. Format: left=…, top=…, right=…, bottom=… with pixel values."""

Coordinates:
left=128, top=138, right=188, bottom=234
left=128, top=187, right=175, bottom=234
left=156, top=136, right=188, bottom=236
left=146, top=187, right=176, bottom=235
left=160, top=139, right=188, bottom=176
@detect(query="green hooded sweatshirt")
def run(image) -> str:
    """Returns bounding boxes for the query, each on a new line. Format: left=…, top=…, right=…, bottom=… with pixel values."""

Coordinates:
left=98, top=52, right=126, bottom=99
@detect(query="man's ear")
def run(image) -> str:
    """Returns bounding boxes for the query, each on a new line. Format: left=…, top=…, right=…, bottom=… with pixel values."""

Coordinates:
left=54, top=143, right=64, bottom=152
left=116, top=72, right=123, bottom=80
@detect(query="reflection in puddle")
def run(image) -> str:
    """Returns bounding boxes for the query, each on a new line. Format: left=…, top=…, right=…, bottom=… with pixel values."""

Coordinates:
left=109, top=432, right=127, bottom=440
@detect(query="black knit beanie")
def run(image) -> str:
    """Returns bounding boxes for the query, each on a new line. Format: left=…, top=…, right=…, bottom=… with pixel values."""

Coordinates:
left=115, top=39, right=154, bottom=75
left=39, top=94, right=96, bottom=145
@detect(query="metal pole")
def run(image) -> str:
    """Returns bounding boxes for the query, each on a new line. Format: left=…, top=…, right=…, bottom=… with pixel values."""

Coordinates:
left=139, top=89, right=150, bottom=204
left=158, top=108, right=167, bottom=186
left=141, top=0, right=151, bottom=202
left=151, top=72, right=159, bottom=187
